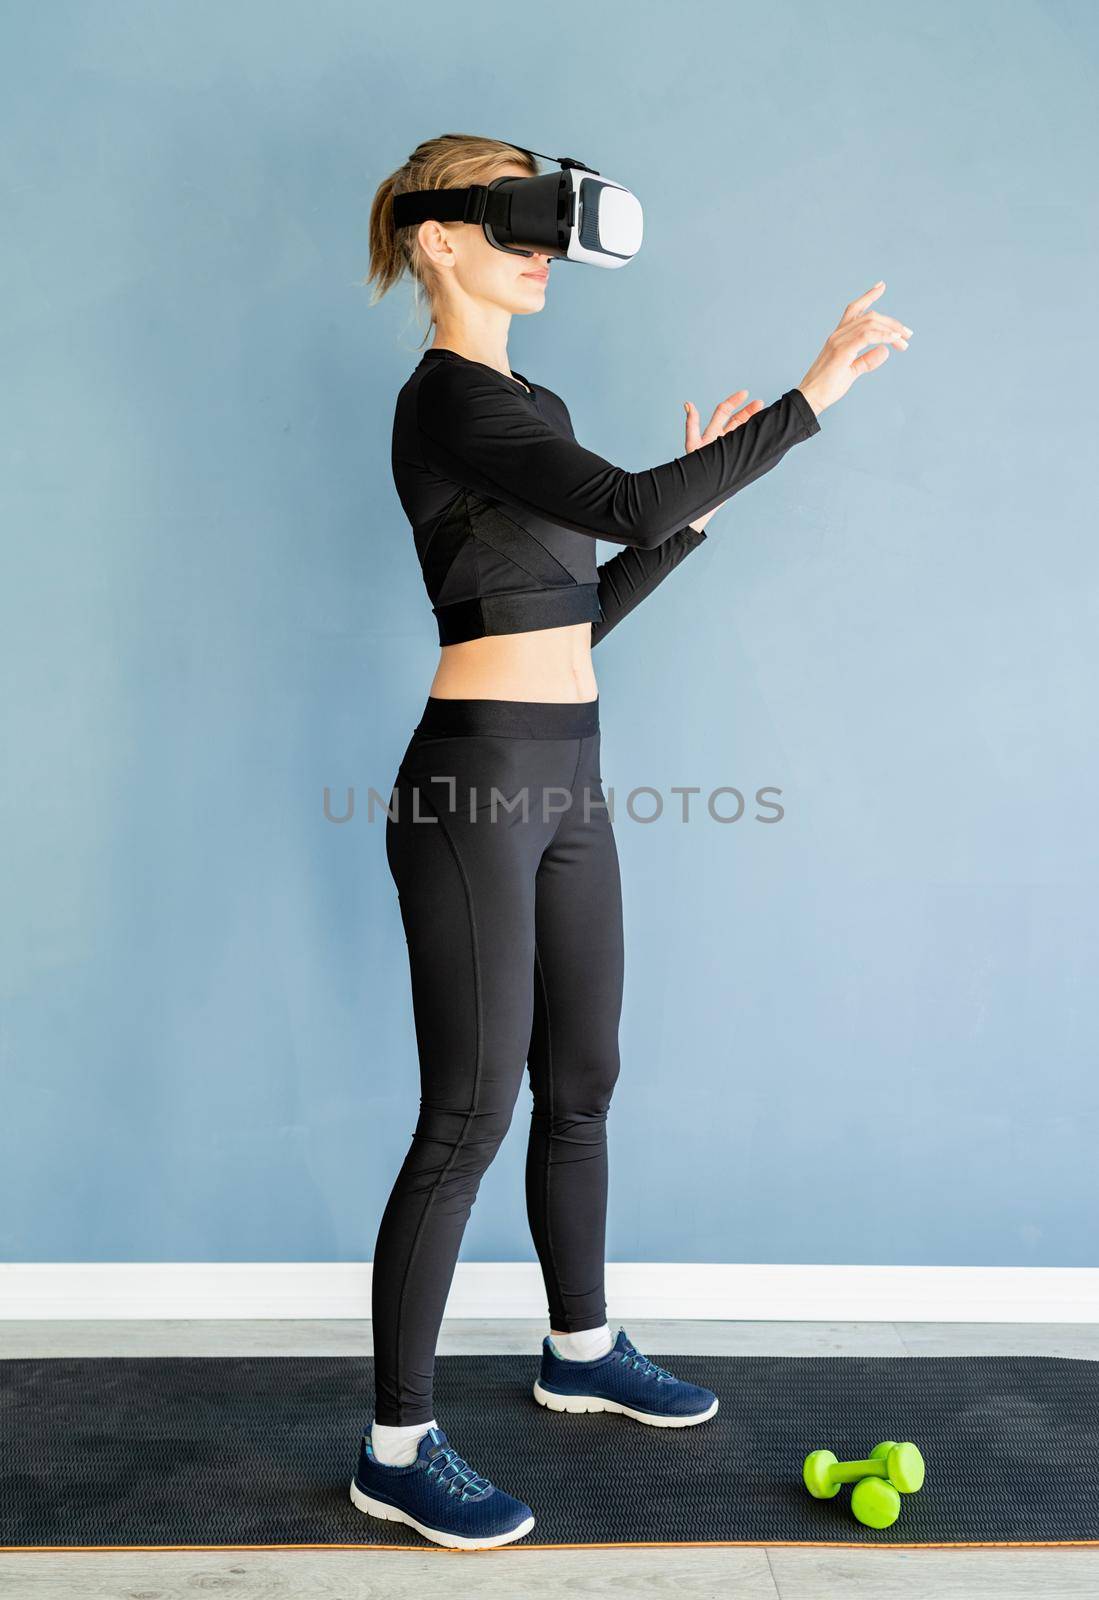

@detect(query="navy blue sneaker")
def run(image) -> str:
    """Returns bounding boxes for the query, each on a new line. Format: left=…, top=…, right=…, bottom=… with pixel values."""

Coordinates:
left=533, top=1327, right=719, bottom=1427
left=350, top=1422, right=535, bottom=1549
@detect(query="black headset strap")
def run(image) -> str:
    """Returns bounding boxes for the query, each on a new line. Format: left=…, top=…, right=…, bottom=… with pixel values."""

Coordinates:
left=504, top=143, right=596, bottom=172
left=391, top=185, right=509, bottom=229
left=391, top=142, right=596, bottom=230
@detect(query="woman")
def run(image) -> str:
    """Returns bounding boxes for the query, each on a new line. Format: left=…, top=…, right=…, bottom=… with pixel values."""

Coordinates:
left=350, top=133, right=910, bottom=1550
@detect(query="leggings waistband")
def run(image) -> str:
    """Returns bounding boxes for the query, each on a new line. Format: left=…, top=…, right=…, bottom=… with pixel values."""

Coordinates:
left=414, top=695, right=599, bottom=740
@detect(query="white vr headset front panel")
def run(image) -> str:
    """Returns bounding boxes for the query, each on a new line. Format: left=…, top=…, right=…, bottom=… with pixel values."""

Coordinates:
left=565, top=173, right=644, bottom=267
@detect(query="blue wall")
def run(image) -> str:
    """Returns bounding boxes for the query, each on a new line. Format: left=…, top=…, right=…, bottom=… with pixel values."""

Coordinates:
left=3, top=0, right=1096, bottom=1268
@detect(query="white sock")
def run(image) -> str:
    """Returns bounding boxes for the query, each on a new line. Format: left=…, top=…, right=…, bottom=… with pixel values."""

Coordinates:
left=371, top=1417, right=437, bottom=1467
left=550, top=1323, right=614, bottom=1361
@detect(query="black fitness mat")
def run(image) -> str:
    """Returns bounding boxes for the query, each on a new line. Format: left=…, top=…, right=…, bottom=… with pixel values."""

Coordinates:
left=2, top=1353, right=1097, bottom=1549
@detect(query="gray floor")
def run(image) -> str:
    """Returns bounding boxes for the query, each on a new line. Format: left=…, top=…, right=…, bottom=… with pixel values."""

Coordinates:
left=2, top=1318, right=1097, bottom=1599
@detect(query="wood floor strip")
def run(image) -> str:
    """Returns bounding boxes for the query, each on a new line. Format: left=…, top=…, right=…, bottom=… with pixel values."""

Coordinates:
left=4, top=1539, right=1099, bottom=1553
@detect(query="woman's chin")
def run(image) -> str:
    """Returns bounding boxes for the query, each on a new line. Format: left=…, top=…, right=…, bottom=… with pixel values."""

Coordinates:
left=513, top=286, right=548, bottom=315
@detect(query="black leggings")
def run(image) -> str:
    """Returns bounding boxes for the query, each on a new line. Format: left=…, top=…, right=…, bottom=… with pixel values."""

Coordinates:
left=372, top=695, right=623, bottom=1424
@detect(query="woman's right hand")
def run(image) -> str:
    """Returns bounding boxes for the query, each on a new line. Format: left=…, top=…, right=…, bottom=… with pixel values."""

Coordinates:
left=797, top=282, right=912, bottom=418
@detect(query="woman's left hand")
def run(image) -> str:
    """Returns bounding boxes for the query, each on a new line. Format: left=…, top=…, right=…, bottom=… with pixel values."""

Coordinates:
left=682, top=389, right=764, bottom=532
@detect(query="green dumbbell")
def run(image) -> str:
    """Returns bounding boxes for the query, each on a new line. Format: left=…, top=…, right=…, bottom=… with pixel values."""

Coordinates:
left=803, top=1439, right=926, bottom=1529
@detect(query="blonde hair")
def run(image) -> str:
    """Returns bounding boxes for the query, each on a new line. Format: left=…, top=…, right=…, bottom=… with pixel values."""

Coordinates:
left=365, top=133, right=539, bottom=341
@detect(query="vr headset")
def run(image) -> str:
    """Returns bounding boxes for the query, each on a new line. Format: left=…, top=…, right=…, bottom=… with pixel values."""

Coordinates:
left=391, top=142, right=643, bottom=269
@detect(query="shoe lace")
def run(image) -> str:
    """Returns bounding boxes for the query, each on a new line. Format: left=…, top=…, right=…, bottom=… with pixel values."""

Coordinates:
left=426, top=1444, right=491, bottom=1500
left=617, top=1338, right=677, bottom=1383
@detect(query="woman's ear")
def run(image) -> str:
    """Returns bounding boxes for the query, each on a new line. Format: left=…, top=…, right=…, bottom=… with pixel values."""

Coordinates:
left=417, top=218, right=455, bottom=272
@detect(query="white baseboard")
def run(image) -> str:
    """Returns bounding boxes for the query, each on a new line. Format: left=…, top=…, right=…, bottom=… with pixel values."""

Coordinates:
left=2, top=1262, right=1097, bottom=1323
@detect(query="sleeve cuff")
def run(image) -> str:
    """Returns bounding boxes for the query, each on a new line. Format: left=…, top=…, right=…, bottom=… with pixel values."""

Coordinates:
left=786, top=386, right=822, bottom=437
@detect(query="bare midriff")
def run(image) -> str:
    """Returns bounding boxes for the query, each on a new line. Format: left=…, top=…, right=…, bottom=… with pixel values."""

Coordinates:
left=428, top=622, right=598, bottom=703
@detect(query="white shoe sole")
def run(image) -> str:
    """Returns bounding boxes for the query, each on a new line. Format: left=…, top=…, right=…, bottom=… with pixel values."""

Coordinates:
left=533, top=1378, right=718, bottom=1427
left=349, top=1478, right=535, bottom=1550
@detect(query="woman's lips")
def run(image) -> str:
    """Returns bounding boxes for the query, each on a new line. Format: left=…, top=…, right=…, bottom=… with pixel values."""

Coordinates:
left=522, top=271, right=549, bottom=283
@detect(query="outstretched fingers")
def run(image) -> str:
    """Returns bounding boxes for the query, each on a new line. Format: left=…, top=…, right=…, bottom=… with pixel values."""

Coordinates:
left=840, top=281, right=887, bottom=322
left=850, top=343, right=891, bottom=378
left=684, top=389, right=763, bottom=452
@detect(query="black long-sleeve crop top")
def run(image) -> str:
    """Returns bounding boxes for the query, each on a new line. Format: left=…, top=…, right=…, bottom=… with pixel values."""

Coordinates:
left=390, top=346, right=821, bottom=648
